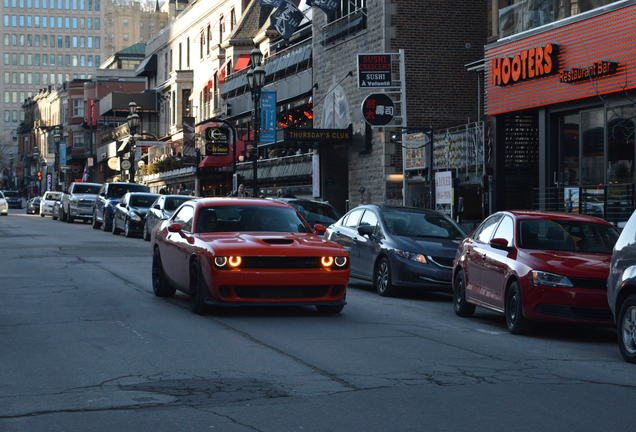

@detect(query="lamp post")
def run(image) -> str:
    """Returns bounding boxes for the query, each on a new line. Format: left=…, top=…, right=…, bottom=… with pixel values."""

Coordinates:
left=246, top=47, right=265, bottom=197
left=53, top=125, right=62, bottom=190
left=127, top=101, right=140, bottom=183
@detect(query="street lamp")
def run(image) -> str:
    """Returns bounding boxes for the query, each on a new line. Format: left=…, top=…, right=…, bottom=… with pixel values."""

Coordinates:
left=127, top=101, right=140, bottom=182
left=53, top=125, right=62, bottom=190
left=246, top=47, right=265, bottom=197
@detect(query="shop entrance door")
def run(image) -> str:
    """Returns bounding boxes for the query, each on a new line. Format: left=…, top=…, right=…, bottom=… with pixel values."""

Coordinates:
left=557, top=108, right=605, bottom=218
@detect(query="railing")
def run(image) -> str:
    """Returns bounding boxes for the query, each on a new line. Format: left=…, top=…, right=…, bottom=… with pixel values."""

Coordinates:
left=535, top=184, right=634, bottom=227
left=142, top=166, right=196, bottom=183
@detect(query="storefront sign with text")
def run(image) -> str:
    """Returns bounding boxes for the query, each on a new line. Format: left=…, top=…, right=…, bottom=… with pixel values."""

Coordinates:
left=491, top=43, right=558, bottom=86
left=560, top=61, right=618, bottom=83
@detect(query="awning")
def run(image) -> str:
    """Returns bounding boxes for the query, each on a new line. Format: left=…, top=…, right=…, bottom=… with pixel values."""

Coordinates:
left=233, top=54, right=251, bottom=72
left=199, top=156, right=230, bottom=168
left=135, top=54, right=157, bottom=77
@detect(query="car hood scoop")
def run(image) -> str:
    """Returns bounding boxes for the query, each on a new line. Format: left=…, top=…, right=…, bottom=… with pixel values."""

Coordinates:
left=262, top=238, right=294, bottom=244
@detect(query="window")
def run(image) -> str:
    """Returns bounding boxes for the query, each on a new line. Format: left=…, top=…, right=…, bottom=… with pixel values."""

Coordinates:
left=79, top=36, right=84, bottom=47
left=123, top=33, right=128, bottom=42
left=65, top=54, right=69, bottom=65
left=73, top=134, right=84, bottom=149
left=3, top=16, right=8, bottom=27
left=330, top=0, right=366, bottom=21
left=178, top=43, right=182, bottom=70
left=80, top=54, right=85, bottom=66
left=87, top=17, right=91, bottom=29
left=173, top=206, right=194, bottom=232
left=27, top=15, right=32, bottom=27
left=87, top=55, right=92, bottom=67
left=344, top=209, right=364, bottom=228
left=186, top=37, right=190, bottom=67
left=72, top=16, right=76, bottom=28
left=359, top=210, right=379, bottom=232
left=94, top=17, right=99, bottom=29
left=230, top=8, right=236, bottom=29
left=95, top=36, right=99, bottom=48
left=492, top=216, right=514, bottom=246
left=72, top=35, right=77, bottom=47
left=475, top=214, right=502, bottom=243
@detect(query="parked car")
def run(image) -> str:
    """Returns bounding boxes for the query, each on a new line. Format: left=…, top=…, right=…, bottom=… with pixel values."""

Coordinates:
left=39, top=191, right=63, bottom=217
left=0, top=191, right=8, bottom=215
left=273, top=198, right=341, bottom=226
left=92, top=182, right=149, bottom=232
left=151, top=198, right=350, bottom=314
left=607, top=210, right=636, bottom=363
left=26, top=197, right=41, bottom=214
left=326, top=205, right=466, bottom=296
left=112, top=192, right=160, bottom=238
left=59, top=182, right=102, bottom=223
left=1, top=190, right=22, bottom=209
left=453, top=211, right=618, bottom=334
left=143, top=194, right=195, bottom=241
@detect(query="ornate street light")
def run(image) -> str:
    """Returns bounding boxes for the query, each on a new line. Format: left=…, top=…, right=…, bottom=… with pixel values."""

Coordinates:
left=126, top=101, right=141, bottom=182
left=246, top=47, right=265, bottom=197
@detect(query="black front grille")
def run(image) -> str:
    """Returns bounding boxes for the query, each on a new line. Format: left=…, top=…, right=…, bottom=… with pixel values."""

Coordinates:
left=232, top=285, right=331, bottom=299
left=241, top=256, right=322, bottom=269
left=569, top=277, right=608, bottom=290
left=430, top=256, right=454, bottom=268
left=535, top=304, right=613, bottom=323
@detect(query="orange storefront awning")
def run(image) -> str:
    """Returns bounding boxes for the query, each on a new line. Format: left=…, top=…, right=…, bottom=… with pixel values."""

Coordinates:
left=233, top=54, right=251, bottom=72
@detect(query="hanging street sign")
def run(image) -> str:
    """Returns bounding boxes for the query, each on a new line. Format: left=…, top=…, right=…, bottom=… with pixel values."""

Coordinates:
left=120, top=159, right=132, bottom=171
left=362, top=93, right=395, bottom=126
left=204, top=126, right=230, bottom=156
left=358, top=54, right=392, bottom=88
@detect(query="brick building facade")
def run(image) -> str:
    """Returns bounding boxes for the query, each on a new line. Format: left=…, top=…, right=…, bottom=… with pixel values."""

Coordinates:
left=312, top=0, right=486, bottom=209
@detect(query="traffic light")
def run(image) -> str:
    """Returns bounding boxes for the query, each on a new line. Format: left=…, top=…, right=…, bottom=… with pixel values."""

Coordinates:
left=37, top=171, right=42, bottom=181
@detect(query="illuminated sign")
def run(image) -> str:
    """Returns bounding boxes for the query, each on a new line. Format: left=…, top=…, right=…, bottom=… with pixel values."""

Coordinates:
left=491, top=43, right=558, bottom=86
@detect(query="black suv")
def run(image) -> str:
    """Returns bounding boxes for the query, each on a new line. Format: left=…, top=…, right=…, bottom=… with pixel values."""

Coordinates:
left=92, top=182, right=149, bottom=232
left=608, top=211, right=636, bottom=363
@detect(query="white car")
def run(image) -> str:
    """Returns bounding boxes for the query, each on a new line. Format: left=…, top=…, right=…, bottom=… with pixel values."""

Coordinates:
left=40, top=191, right=63, bottom=217
left=0, top=191, right=8, bottom=216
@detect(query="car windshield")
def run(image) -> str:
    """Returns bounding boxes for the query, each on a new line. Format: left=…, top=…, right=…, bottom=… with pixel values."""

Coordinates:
left=73, top=184, right=101, bottom=194
left=382, top=209, right=466, bottom=240
left=130, top=195, right=159, bottom=208
left=107, top=184, right=149, bottom=198
left=290, top=201, right=339, bottom=224
left=3, top=191, right=18, bottom=197
left=519, top=218, right=618, bottom=253
left=166, top=197, right=193, bottom=211
left=45, top=193, right=62, bottom=201
left=196, top=205, right=311, bottom=233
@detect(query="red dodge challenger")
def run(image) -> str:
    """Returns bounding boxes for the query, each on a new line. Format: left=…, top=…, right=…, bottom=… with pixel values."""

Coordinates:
left=151, top=198, right=350, bottom=314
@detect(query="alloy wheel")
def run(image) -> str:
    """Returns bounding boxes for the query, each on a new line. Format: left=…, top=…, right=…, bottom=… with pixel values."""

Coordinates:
left=377, top=261, right=389, bottom=294
left=622, top=305, right=636, bottom=355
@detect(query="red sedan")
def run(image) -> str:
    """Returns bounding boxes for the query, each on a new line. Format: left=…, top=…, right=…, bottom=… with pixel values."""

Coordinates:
left=151, top=198, right=350, bottom=314
left=452, top=211, right=619, bottom=333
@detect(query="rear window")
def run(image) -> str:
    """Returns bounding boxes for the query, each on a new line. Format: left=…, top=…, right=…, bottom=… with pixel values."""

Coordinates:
left=519, top=218, right=619, bottom=254
left=166, top=197, right=193, bottom=211
left=44, top=192, right=62, bottom=201
left=3, top=191, right=18, bottom=197
left=289, top=201, right=339, bottom=225
left=130, top=195, right=159, bottom=208
left=107, top=184, right=149, bottom=198
left=72, top=184, right=101, bottom=194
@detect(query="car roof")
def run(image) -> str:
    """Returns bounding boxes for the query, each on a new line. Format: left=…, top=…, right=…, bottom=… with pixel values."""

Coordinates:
left=505, top=210, right=612, bottom=224
left=71, top=182, right=101, bottom=186
left=163, top=194, right=195, bottom=199
left=352, top=204, right=443, bottom=215
left=196, top=198, right=292, bottom=208
left=126, top=192, right=160, bottom=196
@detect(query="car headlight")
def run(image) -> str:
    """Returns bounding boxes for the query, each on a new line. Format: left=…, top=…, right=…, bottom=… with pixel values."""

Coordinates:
left=334, top=256, right=348, bottom=267
left=532, top=270, right=573, bottom=288
left=129, top=212, right=142, bottom=222
left=214, top=256, right=242, bottom=269
left=395, top=249, right=428, bottom=264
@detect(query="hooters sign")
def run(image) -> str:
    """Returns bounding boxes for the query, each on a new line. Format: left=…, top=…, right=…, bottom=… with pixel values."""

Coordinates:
left=491, top=43, right=558, bottom=86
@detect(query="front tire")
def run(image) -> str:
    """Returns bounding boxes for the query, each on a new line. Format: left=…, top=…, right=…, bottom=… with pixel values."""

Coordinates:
left=143, top=222, right=151, bottom=241
left=617, top=295, right=636, bottom=364
left=453, top=270, right=476, bottom=317
left=124, top=220, right=134, bottom=238
left=92, top=212, right=101, bottom=229
left=111, top=217, right=121, bottom=235
left=152, top=249, right=176, bottom=297
left=374, top=257, right=398, bottom=297
left=190, top=261, right=209, bottom=315
left=505, top=281, right=530, bottom=335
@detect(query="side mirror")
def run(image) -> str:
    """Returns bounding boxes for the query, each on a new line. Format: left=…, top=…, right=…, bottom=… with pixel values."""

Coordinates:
left=314, top=223, right=327, bottom=235
left=168, top=223, right=182, bottom=233
left=153, top=204, right=161, bottom=210
left=357, top=225, right=375, bottom=237
left=490, top=237, right=512, bottom=251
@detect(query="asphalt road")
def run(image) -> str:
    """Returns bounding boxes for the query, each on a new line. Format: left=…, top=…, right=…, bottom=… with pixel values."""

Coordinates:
left=1, top=209, right=635, bottom=431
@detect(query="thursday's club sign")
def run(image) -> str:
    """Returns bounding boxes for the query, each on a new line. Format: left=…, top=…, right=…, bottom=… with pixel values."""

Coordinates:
left=270, top=2, right=304, bottom=40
